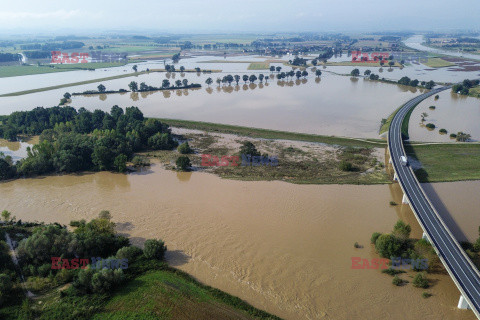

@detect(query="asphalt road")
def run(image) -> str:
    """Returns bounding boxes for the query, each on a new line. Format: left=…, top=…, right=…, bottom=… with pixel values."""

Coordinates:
left=388, top=86, right=480, bottom=319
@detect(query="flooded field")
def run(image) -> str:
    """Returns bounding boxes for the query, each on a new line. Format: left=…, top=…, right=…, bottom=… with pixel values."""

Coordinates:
left=409, top=90, right=480, bottom=142
left=0, top=163, right=476, bottom=319
left=0, top=72, right=423, bottom=139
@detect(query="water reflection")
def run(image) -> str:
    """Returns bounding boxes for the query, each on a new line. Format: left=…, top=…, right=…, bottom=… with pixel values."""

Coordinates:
left=176, top=171, right=192, bottom=182
left=130, top=92, right=139, bottom=101
left=99, top=94, right=107, bottom=101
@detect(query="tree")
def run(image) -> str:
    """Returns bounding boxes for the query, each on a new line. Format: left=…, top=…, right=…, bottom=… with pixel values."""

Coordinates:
left=132, top=65, right=138, bottom=72
left=182, top=79, right=188, bottom=87
left=175, top=80, right=182, bottom=87
left=295, top=70, right=302, bottom=79
left=205, top=77, right=213, bottom=87
left=276, top=66, right=282, bottom=73
left=375, top=234, right=402, bottom=258
left=239, top=141, right=260, bottom=157
left=63, top=92, right=71, bottom=100
left=144, top=239, right=167, bottom=260
left=301, top=70, right=308, bottom=78
left=114, top=154, right=128, bottom=173
left=413, top=273, right=429, bottom=288
left=139, top=82, right=149, bottom=91
left=388, top=61, right=395, bottom=68
left=392, top=220, right=411, bottom=241
left=97, top=84, right=106, bottom=93
left=249, top=74, right=257, bottom=83
left=350, top=68, right=360, bottom=77
left=180, top=66, right=185, bottom=72
left=99, top=210, right=112, bottom=220
left=258, top=74, right=265, bottom=82
left=421, top=112, right=428, bottom=122
left=128, top=81, right=138, bottom=92
left=456, top=132, right=471, bottom=142
left=177, top=142, right=192, bottom=154
left=234, top=75, right=240, bottom=85
left=311, top=59, right=318, bottom=66
left=242, top=74, right=249, bottom=83
left=269, top=66, right=275, bottom=72
left=364, top=70, right=371, bottom=76
left=176, top=156, right=191, bottom=171
left=216, top=78, right=221, bottom=86
left=162, top=79, right=170, bottom=88
left=0, top=274, right=12, bottom=306
left=1, top=210, right=10, bottom=222
left=315, top=69, right=322, bottom=77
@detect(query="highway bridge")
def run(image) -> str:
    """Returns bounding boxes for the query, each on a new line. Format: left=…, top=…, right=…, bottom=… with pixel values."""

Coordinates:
left=388, top=86, right=480, bottom=319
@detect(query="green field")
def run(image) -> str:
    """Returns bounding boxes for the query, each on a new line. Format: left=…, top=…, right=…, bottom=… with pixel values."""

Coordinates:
left=92, top=269, right=279, bottom=320
left=423, top=57, right=455, bottom=68
left=247, top=62, right=270, bottom=70
left=159, top=118, right=387, bottom=148
left=406, top=143, right=480, bottom=182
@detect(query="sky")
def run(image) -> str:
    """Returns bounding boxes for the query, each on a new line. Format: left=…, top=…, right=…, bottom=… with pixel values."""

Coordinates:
left=0, top=0, right=479, bottom=34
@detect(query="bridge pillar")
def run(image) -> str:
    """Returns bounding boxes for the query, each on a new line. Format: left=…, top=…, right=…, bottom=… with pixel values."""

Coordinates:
left=402, top=194, right=409, bottom=204
left=389, top=157, right=392, bottom=164
left=457, top=295, right=470, bottom=310
left=422, top=232, right=429, bottom=242
left=393, top=172, right=398, bottom=181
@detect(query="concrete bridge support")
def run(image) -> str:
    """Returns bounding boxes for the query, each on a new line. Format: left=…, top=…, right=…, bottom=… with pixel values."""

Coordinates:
left=458, top=295, right=471, bottom=310
left=422, top=232, right=429, bottom=242
left=402, top=194, right=409, bottom=204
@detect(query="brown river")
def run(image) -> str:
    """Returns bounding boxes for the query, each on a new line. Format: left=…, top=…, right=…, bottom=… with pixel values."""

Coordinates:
left=0, top=162, right=477, bottom=319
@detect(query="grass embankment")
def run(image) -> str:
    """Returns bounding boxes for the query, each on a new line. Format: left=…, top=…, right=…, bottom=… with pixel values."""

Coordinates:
left=379, top=102, right=418, bottom=139
left=0, top=62, right=129, bottom=78
left=159, top=118, right=386, bottom=148
left=0, top=72, right=143, bottom=97
left=247, top=62, right=270, bottom=70
left=92, top=268, right=280, bottom=320
left=423, top=58, right=455, bottom=68
left=406, top=143, right=480, bottom=182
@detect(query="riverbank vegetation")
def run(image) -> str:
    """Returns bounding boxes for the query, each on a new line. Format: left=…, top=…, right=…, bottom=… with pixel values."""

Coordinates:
left=372, top=220, right=440, bottom=291
left=451, top=79, right=480, bottom=97
left=0, top=213, right=280, bottom=319
left=0, top=106, right=178, bottom=180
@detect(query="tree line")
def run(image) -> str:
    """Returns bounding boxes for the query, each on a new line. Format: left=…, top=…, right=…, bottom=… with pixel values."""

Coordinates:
left=0, top=106, right=178, bottom=180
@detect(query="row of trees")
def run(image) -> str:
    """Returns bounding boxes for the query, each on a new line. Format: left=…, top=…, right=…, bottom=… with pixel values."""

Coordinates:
left=128, top=79, right=199, bottom=92
left=0, top=106, right=178, bottom=179
left=452, top=79, right=480, bottom=95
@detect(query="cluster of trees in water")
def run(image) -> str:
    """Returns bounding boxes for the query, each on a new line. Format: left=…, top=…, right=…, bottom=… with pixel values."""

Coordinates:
left=0, top=106, right=178, bottom=180
left=356, top=69, right=436, bottom=89
left=0, top=211, right=167, bottom=317
left=452, top=79, right=480, bottom=95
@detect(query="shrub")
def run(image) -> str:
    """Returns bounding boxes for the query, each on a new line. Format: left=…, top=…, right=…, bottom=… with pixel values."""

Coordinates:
left=144, top=239, right=167, bottom=260
left=339, top=161, right=353, bottom=172
left=434, top=95, right=439, bottom=100
left=413, top=272, right=429, bottom=288
left=176, top=156, right=191, bottom=171
left=177, top=142, right=193, bottom=154
left=422, top=292, right=432, bottom=298
left=375, top=234, right=402, bottom=258
left=392, top=275, right=403, bottom=286
left=116, top=246, right=143, bottom=262
left=428, top=106, right=436, bottom=110
left=98, top=210, right=112, bottom=220
left=425, top=123, right=435, bottom=129
left=439, top=129, right=447, bottom=134
left=389, top=201, right=397, bottom=206
left=392, top=220, right=411, bottom=240
left=0, top=273, right=12, bottom=306
left=371, top=232, right=382, bottom=244
left=240, top=141, right=260, bottom=157
left=354, top=242, right=361, bottom=248
left=450, top=133, right=457, bottom=139
left=37, top=264, right=52, bottom=277
left=114, top=154, right=128, bottom=173
left=132, top=156, right=150, bottom=167
left=382, top=268, right=406, bottom=276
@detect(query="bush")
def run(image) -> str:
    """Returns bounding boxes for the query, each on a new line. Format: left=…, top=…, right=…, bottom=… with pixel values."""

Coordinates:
left=354, top=242, right=361, bottom=248
left=434, top=95, right=439, bottom=100
left=132, top=156, right=150, bottom=167
left=413, top=272, right=429, bottom=288
left=382, top=268, right=406, bottom=276
left=239, top=141, right=260, bottom=157
left=114, top=154, right=128, bottom=173
left=375, top=234, right=402, bottom=258
left=339, top=161, right=353, bottom=172
left=144, top=239, right=167, bottom=260
left=116, top=246, right=143, bottom=262
left=439, top=128, right=447, bottom=134
left=422, top=292, right=432, bottom=298
left=389, top=201, right=397, bottom=206
left=371, top=232, right=382, bottom=244
left=176, top=156, right=191, bottom=171
left=425, top=123, right=435, bottom=129
left=0, top=273, right=12, bottom=306
left=392, top=275, right=403, bottom=286
left=428, top=106, right=436, bottom=110
left=450, top=133, right=457, bottom=139
left=177, top=142, right=193, bottom=154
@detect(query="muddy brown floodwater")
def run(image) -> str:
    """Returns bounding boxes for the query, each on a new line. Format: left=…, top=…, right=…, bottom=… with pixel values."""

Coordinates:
left=0, top=163, right=476, bottom=319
